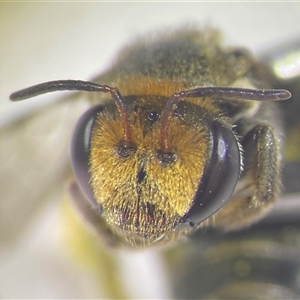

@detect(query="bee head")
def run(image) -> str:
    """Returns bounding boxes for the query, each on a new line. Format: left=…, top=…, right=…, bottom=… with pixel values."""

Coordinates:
left=10, top=79, right=290, bottom=247
left=72, top=88, right=243, bottom=247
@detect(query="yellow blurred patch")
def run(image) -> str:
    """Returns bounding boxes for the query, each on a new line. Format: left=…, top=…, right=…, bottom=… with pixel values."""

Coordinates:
left=60, top=188, right=129, bottom=299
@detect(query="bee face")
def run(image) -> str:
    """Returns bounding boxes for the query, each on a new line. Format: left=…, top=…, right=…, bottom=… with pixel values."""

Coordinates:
left=70, top=81, right=242, bottom=246
left=90, top=95, right=199, bottom=245
left=9, top=28, right=291, bottom=248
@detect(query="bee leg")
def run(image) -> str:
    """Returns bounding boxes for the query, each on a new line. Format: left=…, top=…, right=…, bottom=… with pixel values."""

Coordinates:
left=68, top=181, right=121, bottom=248
left=215, top=124, right=281, bottom=230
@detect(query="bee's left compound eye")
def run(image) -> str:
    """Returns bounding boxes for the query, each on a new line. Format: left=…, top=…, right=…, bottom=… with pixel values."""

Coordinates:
left=183, top=121, right=241, bottom=226
left=70, top=104, right=104, bottom=210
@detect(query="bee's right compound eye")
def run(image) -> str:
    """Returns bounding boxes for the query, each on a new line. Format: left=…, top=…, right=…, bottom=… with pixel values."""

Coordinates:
left=70, top=104, right=104, bottom=210
left=184, top=121, right=241, bottom=226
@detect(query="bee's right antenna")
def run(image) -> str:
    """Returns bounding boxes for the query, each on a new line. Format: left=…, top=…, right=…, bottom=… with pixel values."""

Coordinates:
left=10, top=80, right=133, bottom=148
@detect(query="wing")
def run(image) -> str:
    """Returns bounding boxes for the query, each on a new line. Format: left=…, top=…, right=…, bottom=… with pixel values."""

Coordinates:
left=0, top=93, right=89, bottom=245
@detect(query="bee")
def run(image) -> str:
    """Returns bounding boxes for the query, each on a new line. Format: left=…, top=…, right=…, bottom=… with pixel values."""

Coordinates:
left=9, top=27, right=291, bottom=250
left=3, top=29, right=297, bottom=299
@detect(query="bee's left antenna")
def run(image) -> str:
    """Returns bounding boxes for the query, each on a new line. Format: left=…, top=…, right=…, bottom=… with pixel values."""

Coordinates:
left=159, top=87, right=291, bottom=152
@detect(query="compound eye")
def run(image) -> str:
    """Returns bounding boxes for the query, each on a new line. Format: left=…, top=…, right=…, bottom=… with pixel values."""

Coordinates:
left=184, top=121, right=240, bottom=226
left=70, top=104, right=104, bottom=210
